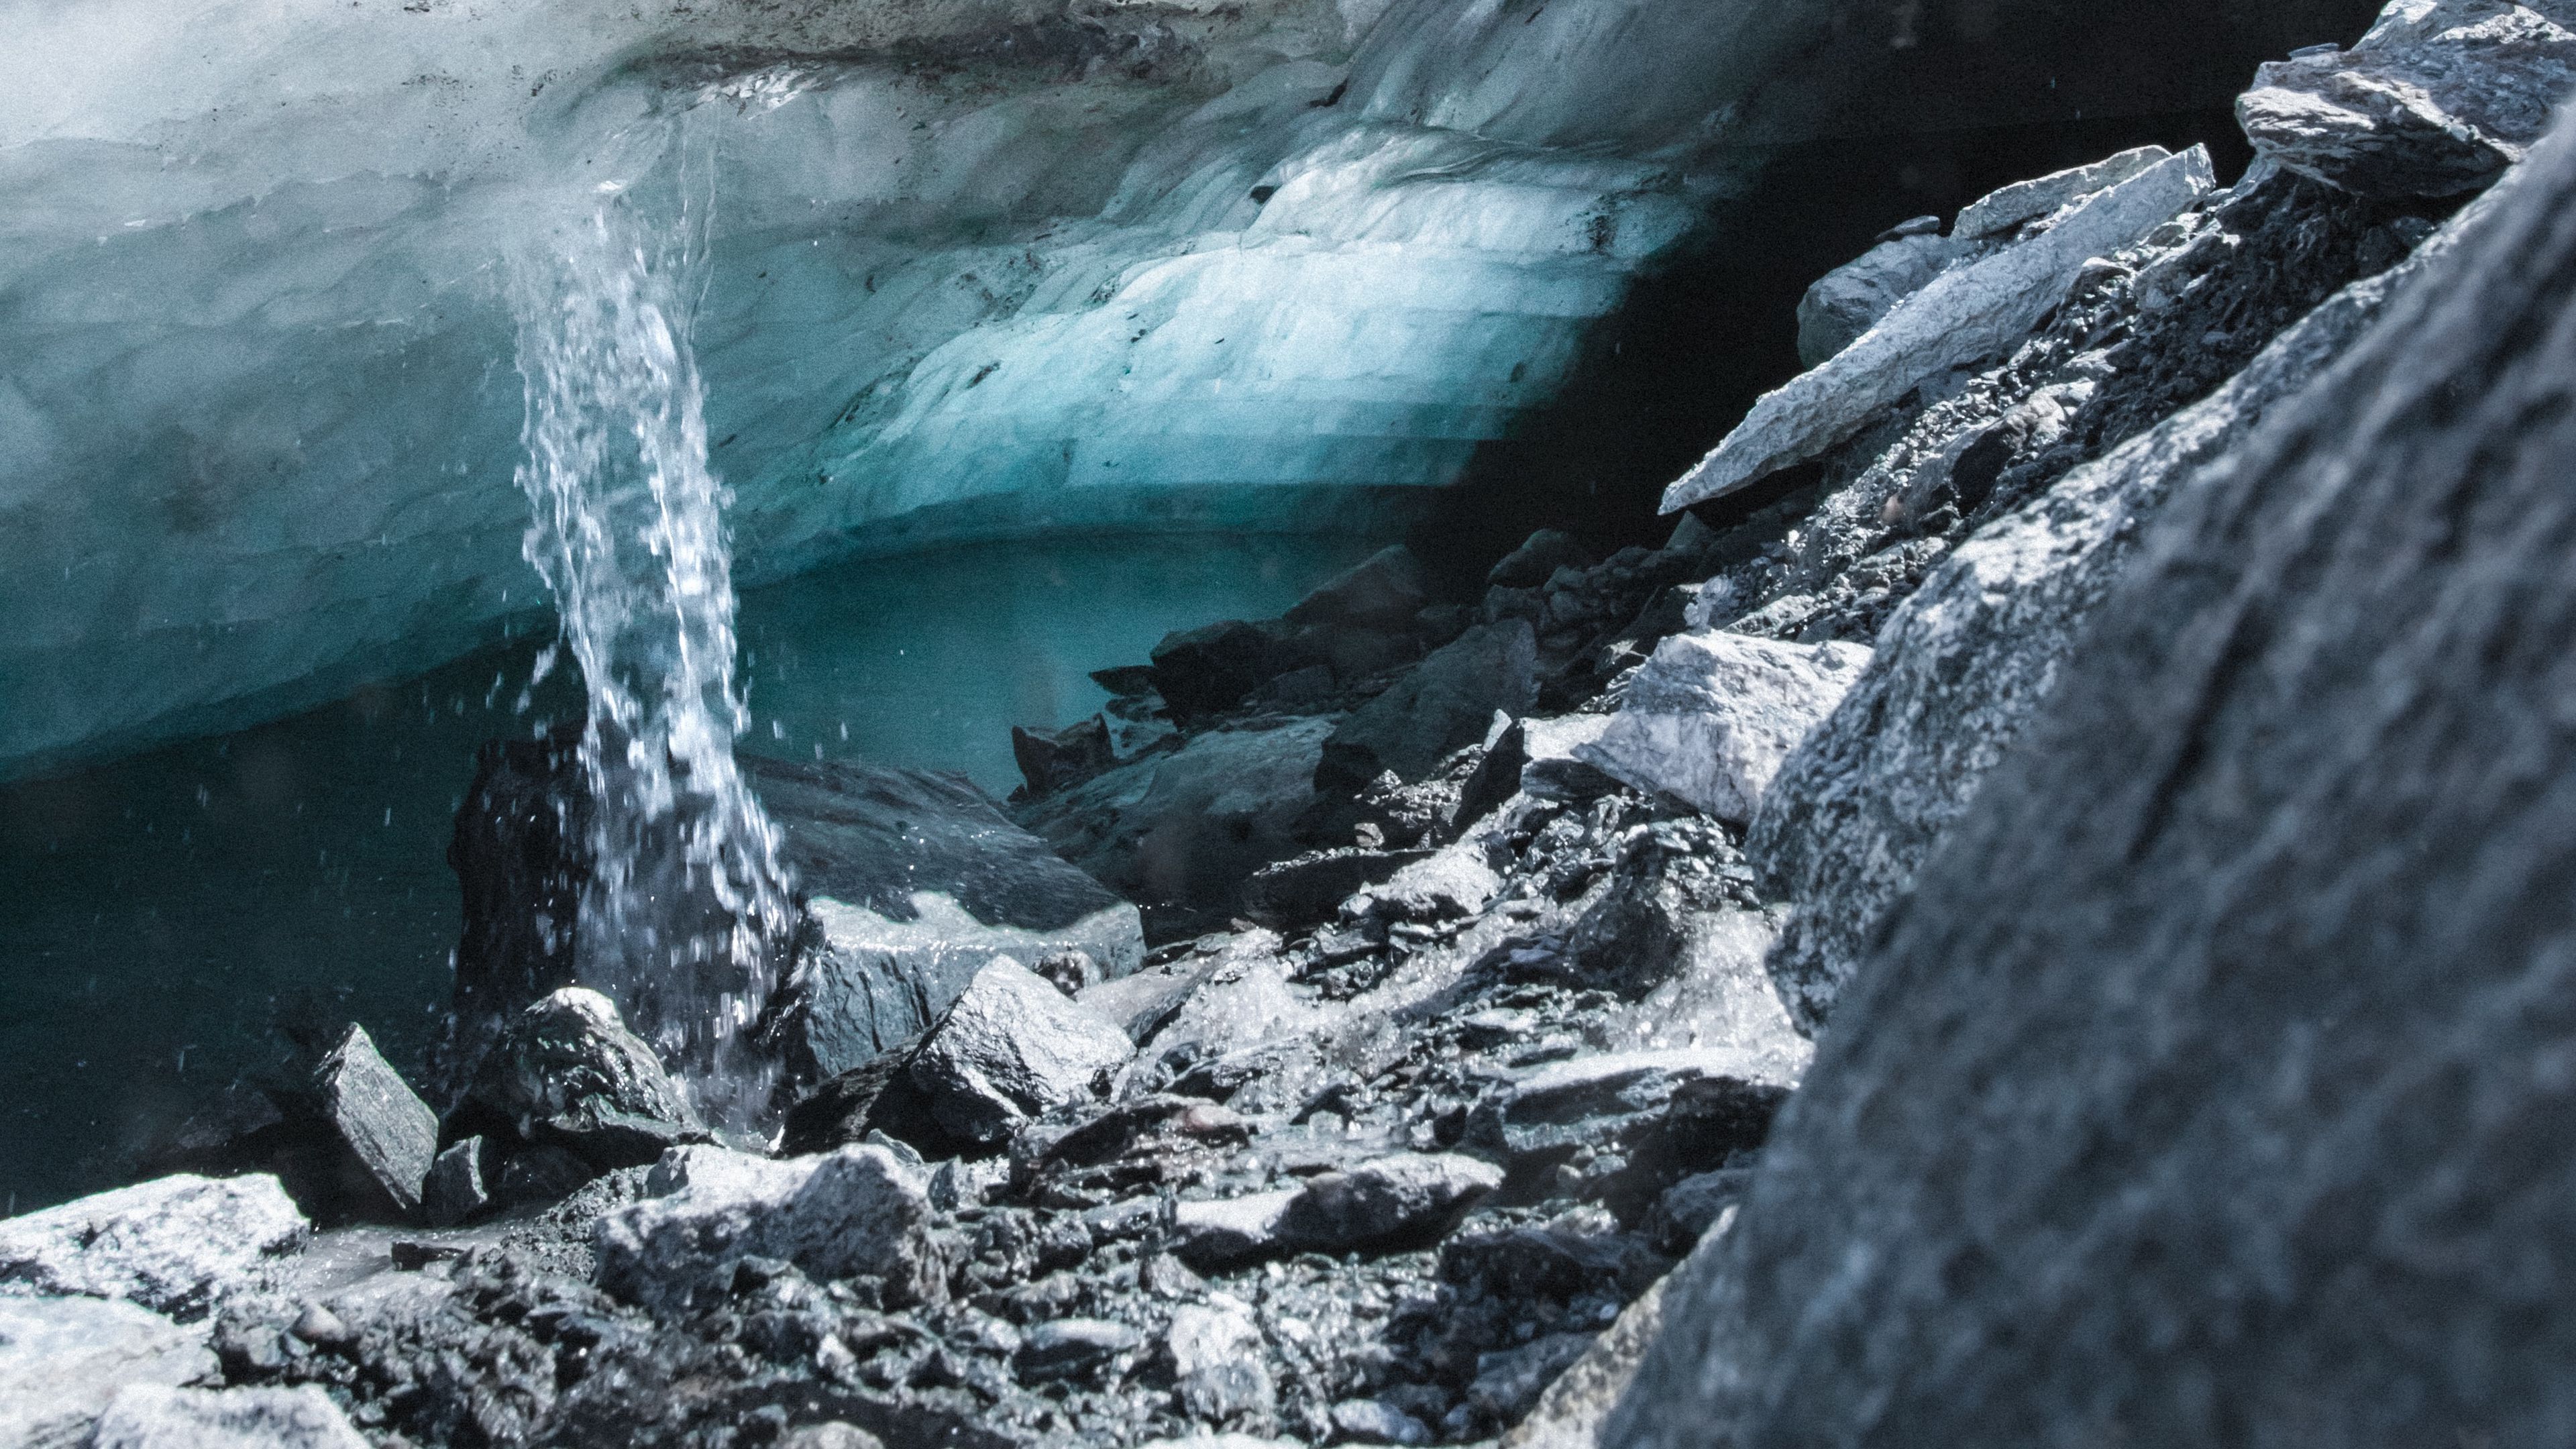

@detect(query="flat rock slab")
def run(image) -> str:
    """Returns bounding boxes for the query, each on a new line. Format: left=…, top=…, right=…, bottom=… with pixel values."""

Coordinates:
left=751, top=755, right=1146, bottom=1079
left=1578, top=632, right=1870, bottom=822
left=1664, top=145, right=2214, bottom=506
left=2240, top=0, right=2576, bottom=197
left=89, top=1385, right=371, bottom=1449
left=594, top=1144, right=945, bottom=1311
left=0, top=1295, right=217, bottom=1449
left=1275, top=1152, right=1504, bottom=1254
left=0, top=1174, right=309, bottom=1320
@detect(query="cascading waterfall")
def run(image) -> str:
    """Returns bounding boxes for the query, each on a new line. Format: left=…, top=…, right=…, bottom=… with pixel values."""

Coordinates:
left=507, top=187, right=795, bottom=1119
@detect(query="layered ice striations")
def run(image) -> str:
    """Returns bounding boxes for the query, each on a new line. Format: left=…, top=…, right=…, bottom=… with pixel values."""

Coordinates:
left=0, top=0, right=2381, bottom=777
left=508, top=189, right=794, bottom=1111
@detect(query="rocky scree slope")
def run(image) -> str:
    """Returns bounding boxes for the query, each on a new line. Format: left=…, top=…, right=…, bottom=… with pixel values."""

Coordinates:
left=6, top=3, right=2569, bottom=1446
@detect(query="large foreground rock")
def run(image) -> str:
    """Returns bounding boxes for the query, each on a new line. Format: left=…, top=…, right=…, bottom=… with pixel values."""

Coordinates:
left=1664, top=145, right=2216, bottom=506
left=1609, top=111, right=2576, bottom=1449
left=0, top=1175, right=308, bottom=1320
left=0, top=1296, right=217, bottom=1449
left=2239, top=0, right=2576, bottom=197
left=749, top=756, right=1145, bottom=1080
left=1748, top=168, right=2495, bottom=1032
left=1578, top=633, right=1869, bottom=823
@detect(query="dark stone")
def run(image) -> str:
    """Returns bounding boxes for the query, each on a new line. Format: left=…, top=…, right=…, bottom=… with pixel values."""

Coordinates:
left=749, top=756, right=1144, bottom=1081
left=1442, top=1227, right=1668, bottom=1303
left=492, top=1145, right=595, bottom=1209
left=464, top=987, right=706, bottom=1171
left=1273, top=1153, right=1503, bottom=1254
left=1148, top=619, right=1300, bottom=721
left=1010, top=716, right=1114, bottom=799
left=1610, top=109, right=2576, bottom=1449
left=422, top=1138, right=493, bottom=1228
left=1487, top=530, right=1594, bottom=590
left=309, top=1024, right=439, bottom=1220
left=1242, top=848, right=1432, bottom=930
left=433, top=728, right=588, bottom=1104
left=1283, top=545, right=1435, bottom=633
left=1013, top=1318, right=1143, bottom=1383
left=1316, top=621, right=1537, bottom=795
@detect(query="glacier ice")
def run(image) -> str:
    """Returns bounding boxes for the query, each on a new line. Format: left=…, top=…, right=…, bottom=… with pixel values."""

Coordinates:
left=0, top=0, right=2382, bottom=777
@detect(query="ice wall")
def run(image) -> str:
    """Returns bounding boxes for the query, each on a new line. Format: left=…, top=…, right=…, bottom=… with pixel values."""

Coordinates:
left=0, top=0, right=2373, bottom=778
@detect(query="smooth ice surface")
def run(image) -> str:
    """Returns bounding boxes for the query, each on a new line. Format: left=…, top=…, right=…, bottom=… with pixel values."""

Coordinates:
left=0, top=530, right=1375, bottom=1212
left=0, top=0, right=1813, bottom=779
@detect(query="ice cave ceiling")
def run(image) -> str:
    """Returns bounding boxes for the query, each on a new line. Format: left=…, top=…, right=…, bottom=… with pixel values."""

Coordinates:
left=0, top=0, right=2379, bottom=780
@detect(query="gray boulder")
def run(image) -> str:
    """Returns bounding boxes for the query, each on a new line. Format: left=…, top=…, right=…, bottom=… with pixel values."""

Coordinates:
left=0, top=1174, right=307, bottom=1320
left=1748, top=165, right=2498, bottom=1032
left=1275, top=1153, right=1504, bottom=1254
left=1287, top=545, right=1435, bottom=633
left=1607, top=103, right=2576, bottom=1449
left=1576, top=632, right=1870, bottom=823
left=752, top=755, right=1145, bottom=1080
left=1487, top=531, right=1596, bottom=590
left=87, top=1385, right=370, bottom=1449
left=1665, top=145, right=2216, bottom=507
left=1318, top=621, right=1538, bottom=794
left=908, top=957, right=1133, bottom=1146
left=311, top=1023, right=439, bottom=1218
left=466, top=986, right=706, bottom=1169
left=594, top=1143, right=945, bottom=1311
left=0, top=1295, right=217, bottom=1449
left=1015, top=718, right=1337, bottom=938
left=2240, top=0, right=2576, bottom=197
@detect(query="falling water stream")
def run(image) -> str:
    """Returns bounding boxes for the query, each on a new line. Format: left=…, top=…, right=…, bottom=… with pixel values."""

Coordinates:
left=506, top=193, right=794, bottom=1118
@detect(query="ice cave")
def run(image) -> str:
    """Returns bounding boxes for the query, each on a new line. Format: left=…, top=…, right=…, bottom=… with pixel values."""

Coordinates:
left=7, top=0, right=2576, bottom=1444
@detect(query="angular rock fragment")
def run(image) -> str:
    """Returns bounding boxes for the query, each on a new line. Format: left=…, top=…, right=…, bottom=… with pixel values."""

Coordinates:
left=754, top=756, right=1145, bottom=1079
left=1172, top=1189, right=1301, bottom=1270
left=466, top=987, right=706, bottom=1171
left=0, top=1175, right=308, bottom=1320
left=1487, top=531, right=1595, bottom=590
left=1577, top=632, right=1870, bottom=822
left=1332, top=1398, right=1433, bottom=1445
left=310, top=1023, right=439, bottom=1218
left=1796, top=230, right=1980, bottom=368
left=0, top=1295, right=217, bottom=1449
left=421, top=1138, right=494, bottom=1228
left=594, top=1144, right=945, bottom=1311
left=1288, top=545, right=1436, bottom=633
left=1664, top=146, right=2216, bottom=506
left=1953, top=144, right=2174, bottom=239
left=1014, top=1318, right=1144, bottom=1383
left=909, top=957, right=1132, bottom=1146
left=1167, top=1299, right=1275, bottom=1425
left=87, top=1385, right=371, bottom=1449
left=2239, top=0, right=2576, bottom=197
left=1245, top=848, right=1434, bottom=930
left=1275, top=1153, right=1503, bottom=1254
left=1016, top=720, right=1337, bottom=941
left=1318, top=622, right=1538, bottom=794
left=1470, top=1332, right=1599, bottom=1421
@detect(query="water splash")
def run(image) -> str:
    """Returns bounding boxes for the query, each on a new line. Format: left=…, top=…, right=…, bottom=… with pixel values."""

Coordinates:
left=506, top=198, right=794, bottom=1118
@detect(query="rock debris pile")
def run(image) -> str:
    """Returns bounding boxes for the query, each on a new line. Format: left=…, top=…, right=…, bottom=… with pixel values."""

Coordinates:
left=6, top=3, right=2571, bottom=1446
